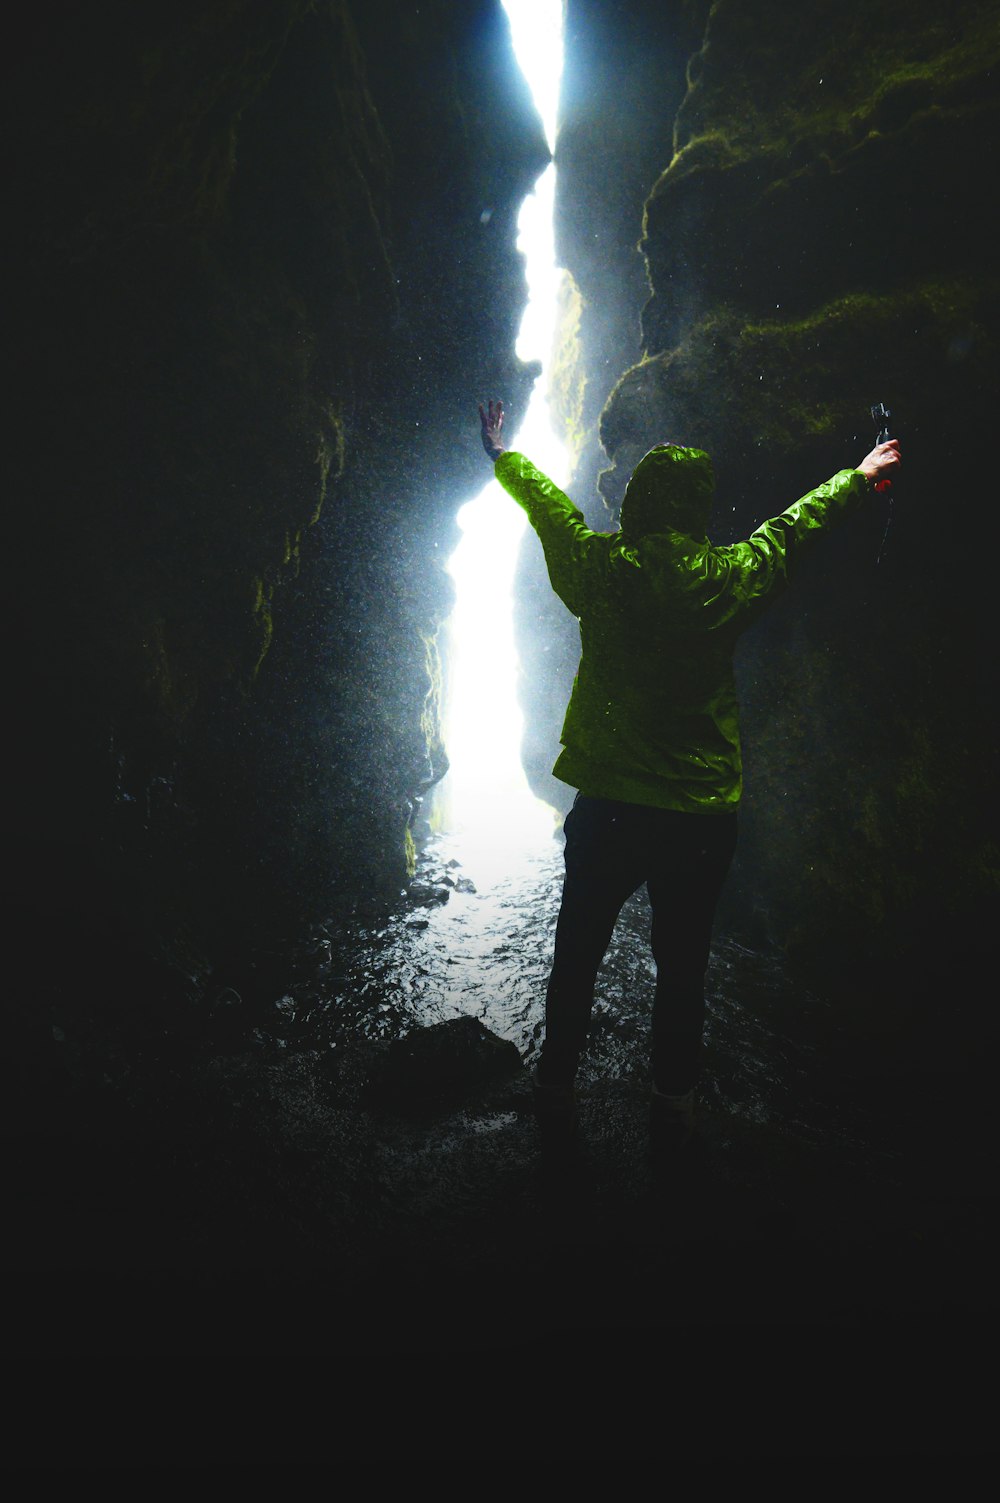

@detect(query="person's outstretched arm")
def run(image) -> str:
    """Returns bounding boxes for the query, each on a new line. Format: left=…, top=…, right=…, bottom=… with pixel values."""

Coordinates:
left=744, top=437, right=902, bottom=567
left=703, top=437, right=904, bottom=624
left=476, top=398, right=596, bottom=616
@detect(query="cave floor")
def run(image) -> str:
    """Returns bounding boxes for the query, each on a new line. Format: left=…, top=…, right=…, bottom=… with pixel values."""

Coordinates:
left=7, top=834, right=997, bottom=1457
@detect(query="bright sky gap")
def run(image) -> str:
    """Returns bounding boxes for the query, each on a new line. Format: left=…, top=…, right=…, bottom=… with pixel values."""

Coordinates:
left=430, top=0, right=567, bottom=883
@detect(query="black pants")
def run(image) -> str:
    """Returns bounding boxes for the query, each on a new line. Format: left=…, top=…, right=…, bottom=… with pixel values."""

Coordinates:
left=540, top=794, right=738, bottom=1094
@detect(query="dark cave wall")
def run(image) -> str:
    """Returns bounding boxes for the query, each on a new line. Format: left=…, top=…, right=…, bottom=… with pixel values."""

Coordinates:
left=526, top=0, right=999, bottom=1003
left=8, top=1, right=546, bottom=989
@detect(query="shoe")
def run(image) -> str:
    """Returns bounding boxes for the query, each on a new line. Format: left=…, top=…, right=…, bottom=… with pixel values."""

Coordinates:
left=650, top=1084, right=695, bottom=1146
left=531, top=1065, right=578, bottom=1133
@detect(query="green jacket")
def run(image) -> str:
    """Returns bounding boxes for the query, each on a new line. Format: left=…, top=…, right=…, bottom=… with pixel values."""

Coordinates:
left=494, top=445, right=872, bottom=814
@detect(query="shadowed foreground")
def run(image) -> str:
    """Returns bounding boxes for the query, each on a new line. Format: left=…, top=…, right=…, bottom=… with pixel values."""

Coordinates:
left=7, top=834, right=996, bottom=1458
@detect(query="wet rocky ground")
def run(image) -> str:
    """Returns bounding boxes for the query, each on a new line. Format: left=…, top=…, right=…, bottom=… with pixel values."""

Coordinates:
left=7, top=833, right=997, bottom=1458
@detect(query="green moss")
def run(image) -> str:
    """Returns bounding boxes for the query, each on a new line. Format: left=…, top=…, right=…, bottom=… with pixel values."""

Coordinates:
left=250, top=576, right=274, bottom=679
left=547, top=270, right=588, bottom=467
left=662, top=0, right=1000, bottom=192
left=419, top=625, right=446, bottom=772
left=600, top=273, right=996, bottom=469
left=140, top=616, right=199, bottom=731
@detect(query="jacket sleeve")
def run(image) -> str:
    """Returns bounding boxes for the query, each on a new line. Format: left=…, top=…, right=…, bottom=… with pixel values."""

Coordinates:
left=494, top=451, right=599, bottom=616
left=701, top=467, right=872, bottom=623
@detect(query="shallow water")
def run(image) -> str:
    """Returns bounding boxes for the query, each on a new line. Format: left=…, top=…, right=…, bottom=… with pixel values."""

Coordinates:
left=282, top=827, right=897, bottom=1192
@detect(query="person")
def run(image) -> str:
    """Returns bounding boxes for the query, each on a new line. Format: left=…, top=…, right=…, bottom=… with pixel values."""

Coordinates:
left=478, top=398, right=901, bottom=1145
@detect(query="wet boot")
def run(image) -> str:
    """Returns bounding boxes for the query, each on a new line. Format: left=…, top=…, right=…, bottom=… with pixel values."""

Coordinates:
left=531, top=1064, right=578, bottom=1145
left=650, top=1083, right=695, bottom=1154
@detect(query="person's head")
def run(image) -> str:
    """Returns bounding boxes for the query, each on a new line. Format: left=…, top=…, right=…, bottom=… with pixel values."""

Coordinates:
left=618, top=443, right=714, bottom=540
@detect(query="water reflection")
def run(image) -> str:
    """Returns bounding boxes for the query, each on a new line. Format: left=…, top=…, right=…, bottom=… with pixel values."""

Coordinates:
left=299, top=833, right=891, bottom=1184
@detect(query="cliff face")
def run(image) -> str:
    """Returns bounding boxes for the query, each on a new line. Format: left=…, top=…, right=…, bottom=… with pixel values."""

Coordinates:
left=537, top=0, right=999, bottom=1002
left=9, top=2, right=546, bottom=991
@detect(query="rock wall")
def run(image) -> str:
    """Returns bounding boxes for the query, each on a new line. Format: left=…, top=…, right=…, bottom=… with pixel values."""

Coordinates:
left=529, top=0, right=999, bottom=1012
left=8, top=1, right=547, bottom=998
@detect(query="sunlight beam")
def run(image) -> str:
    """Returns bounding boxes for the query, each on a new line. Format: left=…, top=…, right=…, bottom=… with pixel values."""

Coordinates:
left=431, top=0, right=567, bottom=883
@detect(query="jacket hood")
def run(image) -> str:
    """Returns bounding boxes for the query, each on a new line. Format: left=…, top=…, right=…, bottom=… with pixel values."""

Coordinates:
left=618, top=445, right=714, bottom=541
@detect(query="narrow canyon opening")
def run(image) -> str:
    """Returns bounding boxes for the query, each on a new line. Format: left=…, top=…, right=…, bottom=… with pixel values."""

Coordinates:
left=431, top=0, right=568, bottom=887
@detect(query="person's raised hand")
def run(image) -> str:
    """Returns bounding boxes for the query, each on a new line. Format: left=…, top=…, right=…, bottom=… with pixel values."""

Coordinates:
left=479, top=398, right=505, bottom=461
left=857, top=438, right=901, bottom=488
